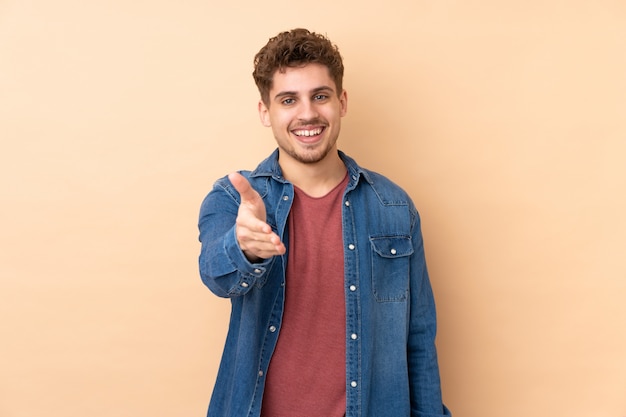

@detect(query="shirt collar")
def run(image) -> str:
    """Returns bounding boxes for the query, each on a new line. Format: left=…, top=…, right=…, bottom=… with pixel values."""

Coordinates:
left=250, top=148, right=373, bottom=186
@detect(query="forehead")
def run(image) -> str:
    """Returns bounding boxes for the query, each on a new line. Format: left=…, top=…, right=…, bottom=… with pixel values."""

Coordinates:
left=270, top=63, right=337, bottom=95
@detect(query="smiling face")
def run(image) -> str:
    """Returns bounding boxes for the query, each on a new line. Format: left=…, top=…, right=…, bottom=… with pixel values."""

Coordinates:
left=258, top=63, right=348, bottom=168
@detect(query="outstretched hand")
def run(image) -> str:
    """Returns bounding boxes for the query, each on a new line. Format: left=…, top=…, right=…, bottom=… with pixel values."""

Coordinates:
left=229, top=172, right=286, bottom=263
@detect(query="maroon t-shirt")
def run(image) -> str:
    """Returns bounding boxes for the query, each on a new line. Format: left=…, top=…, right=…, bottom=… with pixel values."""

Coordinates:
left=261, top=174, right=348, bottom=417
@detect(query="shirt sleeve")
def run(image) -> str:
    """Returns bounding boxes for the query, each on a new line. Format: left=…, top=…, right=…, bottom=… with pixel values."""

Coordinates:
left=407, top=205, right=452, bottom=417
left=197, top=177, right=272, bottom=298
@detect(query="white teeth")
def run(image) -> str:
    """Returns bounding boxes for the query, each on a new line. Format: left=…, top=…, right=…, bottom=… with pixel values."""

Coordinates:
left=294, top=128, right=322, bottom=137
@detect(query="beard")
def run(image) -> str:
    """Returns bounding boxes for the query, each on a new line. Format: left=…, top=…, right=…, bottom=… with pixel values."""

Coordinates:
left=279, top=133, right=339, bottom=165
left=277, top=117, right=340, bottom=164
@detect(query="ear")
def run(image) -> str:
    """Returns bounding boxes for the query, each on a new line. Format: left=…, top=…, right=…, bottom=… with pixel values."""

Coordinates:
left=339, top=89, right=348, bottom=117
left=258, top=100, right=271, bottom=127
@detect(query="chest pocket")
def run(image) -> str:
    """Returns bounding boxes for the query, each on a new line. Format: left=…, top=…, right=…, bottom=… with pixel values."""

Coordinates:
left=369, top=235, right=413, bottom=302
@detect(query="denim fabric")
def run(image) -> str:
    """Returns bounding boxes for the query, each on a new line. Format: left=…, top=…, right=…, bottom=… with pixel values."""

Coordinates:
left=198, top=149, right=451, bottom=417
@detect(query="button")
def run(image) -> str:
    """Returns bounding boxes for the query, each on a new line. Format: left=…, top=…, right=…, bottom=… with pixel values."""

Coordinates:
left=351, top=333, right=358, bottom=340
left=283, top=195, right=289, bottom=201
left=241, top=282, right=249, bottom=288
left=390, top=248, right=397, bottom=255
left=348, top=244, right=355, bottom=250
left=269, top=326, right=277, bottom=333
left=351, top=381, right=357, bottom=388
left=254, top=268, right=262, bottom=274
left=349, top=285, right=357, bottom=292
left=345, top=201, right=350, bottom=206
left=258, top=370, right=264, bottom=377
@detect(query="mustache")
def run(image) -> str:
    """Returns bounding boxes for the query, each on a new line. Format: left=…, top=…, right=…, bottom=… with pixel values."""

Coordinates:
left=290, top=118, right=326, bottom=128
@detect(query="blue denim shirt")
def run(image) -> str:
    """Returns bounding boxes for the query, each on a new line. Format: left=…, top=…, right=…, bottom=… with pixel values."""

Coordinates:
left=198, top=150, right=451, bottom=417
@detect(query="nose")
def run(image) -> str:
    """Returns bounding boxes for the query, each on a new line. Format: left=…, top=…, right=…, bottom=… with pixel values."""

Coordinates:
left=298, top=98, right=319, bottom=122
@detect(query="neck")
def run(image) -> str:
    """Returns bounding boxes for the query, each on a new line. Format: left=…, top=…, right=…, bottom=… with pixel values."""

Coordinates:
left=279, top=149, right=347, bottom=198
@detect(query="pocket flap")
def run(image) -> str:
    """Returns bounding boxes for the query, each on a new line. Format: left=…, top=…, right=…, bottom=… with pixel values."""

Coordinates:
left=369, top=236, right=413, bottom=258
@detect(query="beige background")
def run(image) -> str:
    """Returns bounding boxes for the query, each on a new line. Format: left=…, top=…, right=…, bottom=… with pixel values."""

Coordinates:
left=1, top=0, right=625, bottom=416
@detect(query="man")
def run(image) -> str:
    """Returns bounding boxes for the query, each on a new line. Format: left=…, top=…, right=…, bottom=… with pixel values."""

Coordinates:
left=198, top=28, right=451, bottom=417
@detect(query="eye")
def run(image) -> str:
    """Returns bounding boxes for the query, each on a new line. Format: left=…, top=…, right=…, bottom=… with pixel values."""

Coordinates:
left=313, top=94, right=328, bottom=101
left=281, top=98, right=295, bottom=105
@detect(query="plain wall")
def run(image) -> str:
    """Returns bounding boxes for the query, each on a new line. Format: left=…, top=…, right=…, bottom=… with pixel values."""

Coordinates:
left=1, top=0, right=625, bottom=416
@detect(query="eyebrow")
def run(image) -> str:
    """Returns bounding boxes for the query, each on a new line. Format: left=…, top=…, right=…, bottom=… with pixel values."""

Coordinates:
left=273, top=86, right=336, bottom=102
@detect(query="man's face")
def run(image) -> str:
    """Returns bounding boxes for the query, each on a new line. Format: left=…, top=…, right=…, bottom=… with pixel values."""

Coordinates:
left=258, top=63, right=348, bottom=166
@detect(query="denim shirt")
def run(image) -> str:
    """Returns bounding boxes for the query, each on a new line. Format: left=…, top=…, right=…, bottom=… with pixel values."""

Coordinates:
left=198, top=150, right=451, bottom=417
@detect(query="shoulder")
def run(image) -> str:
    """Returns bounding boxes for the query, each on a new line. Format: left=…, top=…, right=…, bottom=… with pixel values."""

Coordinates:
left=359, top=168, right=414, bottom=207
left=340, top=151, right=413, bottom=206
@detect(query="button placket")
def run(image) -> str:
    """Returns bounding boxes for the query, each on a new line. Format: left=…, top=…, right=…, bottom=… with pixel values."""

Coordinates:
left=343, top=189, right=360, bottom=413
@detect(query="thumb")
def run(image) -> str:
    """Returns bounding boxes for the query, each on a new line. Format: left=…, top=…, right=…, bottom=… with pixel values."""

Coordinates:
left=229, top=172, right=261, bottom=205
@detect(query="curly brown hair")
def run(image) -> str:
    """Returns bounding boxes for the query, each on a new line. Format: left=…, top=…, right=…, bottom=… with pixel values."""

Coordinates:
left=253, top=28, right=344, bottom=106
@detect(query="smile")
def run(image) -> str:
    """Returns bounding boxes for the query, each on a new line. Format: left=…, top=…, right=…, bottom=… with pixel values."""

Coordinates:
left=292, top=127, right=323, bottom=137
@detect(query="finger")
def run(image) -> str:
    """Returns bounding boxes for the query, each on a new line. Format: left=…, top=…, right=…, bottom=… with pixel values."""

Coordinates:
left=268, top=233, right=286, bottom=253
left=229, top=172, right=260, bottom=205
left=240, top=233, right=286, bottom=261
left=273, top=241, right=286, bottom=255
left=237, top=225, right=275, bottom=244
left=236, top=226, right=285, bottom=252
left=236, top=210, right=272, bottom=234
